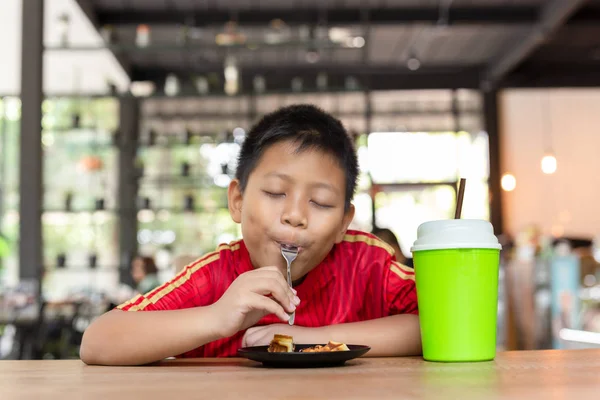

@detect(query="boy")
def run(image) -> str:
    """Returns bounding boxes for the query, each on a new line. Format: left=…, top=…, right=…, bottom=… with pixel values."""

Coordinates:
left=80, top=105, right=420, bottom=366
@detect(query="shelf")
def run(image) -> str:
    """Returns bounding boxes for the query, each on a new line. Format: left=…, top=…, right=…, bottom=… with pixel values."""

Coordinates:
left=371, top=109, right=480, bottom=117
left=137, top=207, right=229, bottom=214
left=139, top=87, right=368, bottom=98
left=42, top=126, right=111, bottom=133
left=141, top=109, right=479, bottom=120
left=137, top=142, right=214, bottom=149
left=44, top=39, right=348, bottom=53
left=45, top=266, right=120, bottom=272
left=144, top=113, right=252, bottom=121
left=139, top=175, right=216, bottom=185
left=42, top=209, right=117, bottom=214
left=370, top=181, right=460, bottom=190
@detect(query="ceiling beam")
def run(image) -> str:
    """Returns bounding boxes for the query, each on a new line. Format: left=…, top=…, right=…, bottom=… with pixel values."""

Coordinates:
left=568, top=5, right=600, bottom=24
left=504, top=63, right=600, bottom=88
left=96, top=6, right=539, bottom=27
left=483, top=0, right=590, bottom=86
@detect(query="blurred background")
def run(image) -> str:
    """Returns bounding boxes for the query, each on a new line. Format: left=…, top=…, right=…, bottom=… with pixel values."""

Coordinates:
left=1, top=0, right=600, bottom=359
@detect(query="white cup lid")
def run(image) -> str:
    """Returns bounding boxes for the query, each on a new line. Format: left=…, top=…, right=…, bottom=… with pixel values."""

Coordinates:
left=411, top=219, right=502, bottom=252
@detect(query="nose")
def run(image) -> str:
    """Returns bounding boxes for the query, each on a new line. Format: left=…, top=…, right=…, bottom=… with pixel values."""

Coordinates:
left=281, top=197, right=308, bottom=228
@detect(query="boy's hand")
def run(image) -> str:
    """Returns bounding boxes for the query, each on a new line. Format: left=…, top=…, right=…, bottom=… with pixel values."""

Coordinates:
left=212, top=266, right=300, bottom=338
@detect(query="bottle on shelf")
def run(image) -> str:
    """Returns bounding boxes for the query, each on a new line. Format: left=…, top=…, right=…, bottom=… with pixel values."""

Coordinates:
left=64, top=192, right=73, bottom=212
left=112, top=129, right=120, bottom=146
left=184, top=194, right=195, bottom=212
left=58, top=13, right=70, bottom=47
left=135, top=159, right=145, bottom=178
left=88, top=253, right=98, bottom=269
left=94, top=197, right=105, bottom=211
left=100, top=25, right=115, bottom=45
left=148, top=129, right=157, bottom=146
left=72, top=113, right=81, bottom=129
left=184, top=129, right=194, bottom=146
left=181, top=162, right=191, bottom=177
left=56, top=253, right=67, bottom=268
left=140, top=197, right=152, bottom=210
left=135, top=24, right=151, bottom=48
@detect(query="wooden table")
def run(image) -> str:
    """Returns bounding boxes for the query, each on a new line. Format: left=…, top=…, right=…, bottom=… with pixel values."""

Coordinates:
left=2, top=349, right=600, bottom=399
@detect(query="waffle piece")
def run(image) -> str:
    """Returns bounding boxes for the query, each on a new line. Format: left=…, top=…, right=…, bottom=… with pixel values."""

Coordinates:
left=267, top=334, right=295, bottom=353
left=300, top=341, right=350, bottom=353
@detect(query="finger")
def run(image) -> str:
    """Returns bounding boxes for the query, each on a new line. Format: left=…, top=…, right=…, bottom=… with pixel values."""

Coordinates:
left=255, top=269, right=300, bottom=304
left=248, top=293, right=290, bottom=323
left=245, top=268, right=300, bottom=308
left=249, top=276, right=298, bottom=313
left=246, top=269, right=296, bottom=302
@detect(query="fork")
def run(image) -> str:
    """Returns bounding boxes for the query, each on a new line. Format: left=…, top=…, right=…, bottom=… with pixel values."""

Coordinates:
left=280, top=244, right=299, bottom=325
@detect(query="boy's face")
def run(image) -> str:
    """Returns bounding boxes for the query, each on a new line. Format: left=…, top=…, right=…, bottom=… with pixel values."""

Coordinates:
left=228, top=140, right=355, bottom=282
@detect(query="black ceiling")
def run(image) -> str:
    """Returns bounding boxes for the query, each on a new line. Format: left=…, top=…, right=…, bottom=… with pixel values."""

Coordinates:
left=71, top=0, right=600, bottom=93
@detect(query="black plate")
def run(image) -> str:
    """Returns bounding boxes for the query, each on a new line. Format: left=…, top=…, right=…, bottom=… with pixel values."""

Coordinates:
left=237, top=344, right=371, bottom=368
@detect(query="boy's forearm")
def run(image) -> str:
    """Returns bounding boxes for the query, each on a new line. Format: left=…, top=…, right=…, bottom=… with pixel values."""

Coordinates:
left=296, top=314, right=422, bottom=357
left=80, top=306, right=223, bottom=366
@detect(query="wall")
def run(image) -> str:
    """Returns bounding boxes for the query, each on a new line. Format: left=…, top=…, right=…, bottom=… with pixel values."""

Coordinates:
left=0, top=0, right=129, bottom=95
left=500, top=89, right=600, bottom=240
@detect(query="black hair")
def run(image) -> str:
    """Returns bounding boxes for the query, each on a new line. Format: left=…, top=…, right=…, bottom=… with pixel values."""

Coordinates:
left=372, top=228, right=401, bottom=249
left=235, top=104, right=358, bottom=210
left=134, top=256, right=158, bottom=275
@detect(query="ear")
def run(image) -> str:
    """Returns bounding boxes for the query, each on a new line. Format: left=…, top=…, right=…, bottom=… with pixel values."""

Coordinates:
left=335, top=204, right=355, bottom=243
left=227, top=179, right=244, bottom=223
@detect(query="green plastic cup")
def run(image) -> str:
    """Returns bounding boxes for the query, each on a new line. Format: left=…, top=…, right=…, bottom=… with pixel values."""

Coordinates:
left=411, top=219, right=501, bottom=362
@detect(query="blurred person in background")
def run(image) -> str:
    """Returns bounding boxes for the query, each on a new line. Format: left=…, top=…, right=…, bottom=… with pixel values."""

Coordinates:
left=372, top=227, right=413, bottom=268
left=131, top=256, right=161, bottom=294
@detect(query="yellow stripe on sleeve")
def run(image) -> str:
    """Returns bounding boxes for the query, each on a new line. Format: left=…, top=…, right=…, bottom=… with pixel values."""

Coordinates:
left=116, top=294, right=142, bottom=310
left=343, top=233, right=394, bottom=256
left=390, top=263, right=415, bottom=282
left=128, top=241, right=240, bottom=311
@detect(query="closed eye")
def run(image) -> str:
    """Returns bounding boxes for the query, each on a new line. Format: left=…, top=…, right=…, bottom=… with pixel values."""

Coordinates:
left=311, top=200, right=333, bottom=209
left=263, top=190, right=285, bottom=198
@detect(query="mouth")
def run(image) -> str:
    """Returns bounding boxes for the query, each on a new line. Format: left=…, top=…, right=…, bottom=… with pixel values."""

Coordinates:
left=275, top=240, right=304, bottom=253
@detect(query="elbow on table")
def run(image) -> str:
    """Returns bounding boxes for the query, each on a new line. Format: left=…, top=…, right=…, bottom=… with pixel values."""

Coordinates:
left=79, top=329, right=105, bottom=365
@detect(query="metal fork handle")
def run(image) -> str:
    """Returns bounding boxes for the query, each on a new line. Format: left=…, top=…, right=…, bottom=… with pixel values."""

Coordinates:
left=285, top=259, right=295, bottom=325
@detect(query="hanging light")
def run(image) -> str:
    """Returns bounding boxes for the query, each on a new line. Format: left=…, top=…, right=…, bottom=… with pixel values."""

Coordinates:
left=541, top=153, right=557, bottom=174
left=501, top=173, right=516, bottom=192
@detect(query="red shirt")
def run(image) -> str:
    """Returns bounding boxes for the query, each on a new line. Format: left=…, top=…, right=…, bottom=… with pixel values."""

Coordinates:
left=117, top=230, right=417, bottom=357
